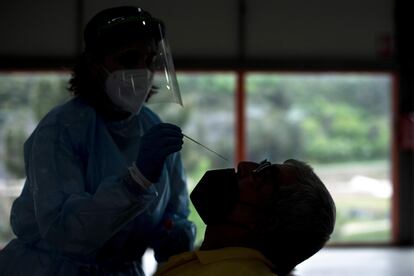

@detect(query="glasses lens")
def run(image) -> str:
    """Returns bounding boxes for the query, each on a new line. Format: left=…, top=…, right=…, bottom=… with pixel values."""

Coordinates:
left=252, top=160, right=271, bottom=174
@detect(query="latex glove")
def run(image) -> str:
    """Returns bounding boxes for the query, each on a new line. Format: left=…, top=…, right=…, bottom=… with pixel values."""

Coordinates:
left=136, top=123, right=183, bottom=182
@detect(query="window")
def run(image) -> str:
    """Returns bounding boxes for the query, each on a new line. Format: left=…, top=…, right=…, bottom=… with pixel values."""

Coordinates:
left=0, top=72, right=70, bottom=246
left=246, top=72, right=393, bottom=243
left=0, top=71, right=394, bottom=248
left=150, top=72, right=236, bottom=245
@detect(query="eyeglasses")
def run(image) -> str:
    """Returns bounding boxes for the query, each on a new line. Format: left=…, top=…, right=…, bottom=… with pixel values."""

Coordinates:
left=252, top=159, right=272, bottom=174
left=252, top=159, right=297, bottom=187
left=251, top=159, right=275, bottom=186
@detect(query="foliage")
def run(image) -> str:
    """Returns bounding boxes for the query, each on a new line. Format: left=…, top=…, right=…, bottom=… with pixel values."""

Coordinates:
left=31, top=77, right=70, bottom=121
left=0, top=73, right=69, bottom=179
left=246, top=73, right=391, bottom=163
left=0, top=71, right=393, bottom=245
left=0, top=197, right=16, bottom=245
left=4, top=126, right=27, bottom=178
left=150, top=73, right=236, bottom=173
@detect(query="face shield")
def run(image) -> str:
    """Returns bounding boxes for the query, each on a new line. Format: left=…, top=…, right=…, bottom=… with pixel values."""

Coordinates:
left=84, top=7, right=183, bottom=111
left=146, top=24, right=182, bottom=106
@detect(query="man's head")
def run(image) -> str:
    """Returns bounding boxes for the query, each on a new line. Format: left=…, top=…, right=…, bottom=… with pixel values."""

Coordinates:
left=192, top=159, right=336, bottom=275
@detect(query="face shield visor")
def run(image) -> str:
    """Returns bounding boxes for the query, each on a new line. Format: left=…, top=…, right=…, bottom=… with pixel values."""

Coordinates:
left=147, top=25, right=182, bottom=106
left=85, top=8, right=182, bottom=111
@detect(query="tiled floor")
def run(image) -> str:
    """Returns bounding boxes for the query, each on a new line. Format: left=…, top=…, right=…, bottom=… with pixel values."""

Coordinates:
left=293, top=247, right=414, bottom=276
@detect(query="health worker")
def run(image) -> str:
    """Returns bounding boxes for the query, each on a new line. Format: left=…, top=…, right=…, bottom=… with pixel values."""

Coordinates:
left=0, top=6, right=195, bottom=276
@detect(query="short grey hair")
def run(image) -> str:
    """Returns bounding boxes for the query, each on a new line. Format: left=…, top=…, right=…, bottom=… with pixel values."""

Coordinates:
left=251, top=159, right=336, bottom=276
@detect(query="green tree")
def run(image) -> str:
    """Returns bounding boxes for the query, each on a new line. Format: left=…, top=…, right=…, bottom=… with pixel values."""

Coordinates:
left=4, top=127, right=27, bottom=178
left=31, top=78, right=69, bottom=121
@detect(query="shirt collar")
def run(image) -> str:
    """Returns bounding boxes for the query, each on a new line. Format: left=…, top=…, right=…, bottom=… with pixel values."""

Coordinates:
left=157, top=247, right=275, bottom=275
left=195, top=247, right=274, bottom=268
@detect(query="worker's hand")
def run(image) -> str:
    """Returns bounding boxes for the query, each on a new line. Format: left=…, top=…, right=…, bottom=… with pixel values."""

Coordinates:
left=136, top=123, right=183, bottom=183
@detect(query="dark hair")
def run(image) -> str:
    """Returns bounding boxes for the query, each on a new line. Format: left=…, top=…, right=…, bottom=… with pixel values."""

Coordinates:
left=68, top=52, right=101, bottom=102
left=68, top=53, right=132, bottom=120
left=252, top=159, right=336, bottom=276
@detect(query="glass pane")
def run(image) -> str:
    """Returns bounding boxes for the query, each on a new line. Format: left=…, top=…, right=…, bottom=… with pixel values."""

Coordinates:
left=246, top=73, right=392, bottom=243
left=0, top=72, right=70, bottom=247
left=149, top=72, right=236, bottom=245
left=0, top=71, right=235, bottom=249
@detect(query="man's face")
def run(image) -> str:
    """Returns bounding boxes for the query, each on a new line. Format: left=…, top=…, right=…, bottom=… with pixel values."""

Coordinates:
left=237, top=161, right=297, bottom=205
left=102, top=39, right=158, bottom=72
left=226, top=161, right=298, bottom=227
left=191, top=160, right=298, bottom=228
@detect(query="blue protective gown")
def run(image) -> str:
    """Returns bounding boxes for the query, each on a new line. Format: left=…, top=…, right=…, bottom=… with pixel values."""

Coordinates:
left=0, top=97, right=195, bottom=275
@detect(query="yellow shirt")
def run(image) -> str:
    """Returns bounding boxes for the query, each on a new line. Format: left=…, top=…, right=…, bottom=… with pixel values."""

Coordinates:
left=155, top=247, right=277, bottom=276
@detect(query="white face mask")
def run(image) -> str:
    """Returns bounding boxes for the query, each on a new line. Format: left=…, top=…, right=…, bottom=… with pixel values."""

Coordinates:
left=104, top=69, right=153, bottom=115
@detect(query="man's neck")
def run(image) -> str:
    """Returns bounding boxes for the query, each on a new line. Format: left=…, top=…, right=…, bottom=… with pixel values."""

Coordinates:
left=200, top=202, right=262, bottom=250
left=200, top=224, right=251, bottom=250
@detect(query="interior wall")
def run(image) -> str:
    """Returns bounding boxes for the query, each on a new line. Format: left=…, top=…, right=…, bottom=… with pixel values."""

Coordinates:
left=245, top=0, right=393, bottom=59
left=0, top=0, right=77, bottom=57
left=0, top=0, right=393, bottom=61
left=83, top=0, right=239, bottom=58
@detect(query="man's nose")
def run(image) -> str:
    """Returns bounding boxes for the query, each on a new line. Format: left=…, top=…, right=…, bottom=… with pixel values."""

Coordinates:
left=237, top=161, right=258, bottom=178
